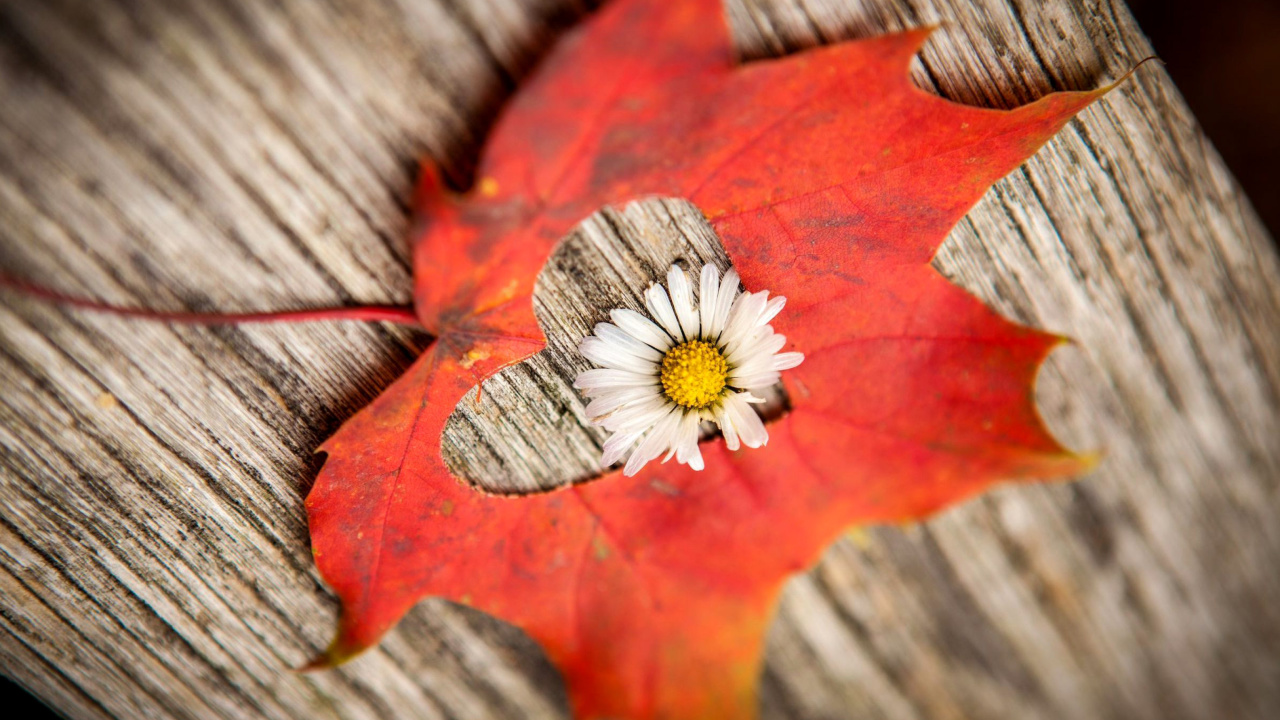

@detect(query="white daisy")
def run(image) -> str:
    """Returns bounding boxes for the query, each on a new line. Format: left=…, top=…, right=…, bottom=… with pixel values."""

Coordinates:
left=573, top=263, right=804, bottom=476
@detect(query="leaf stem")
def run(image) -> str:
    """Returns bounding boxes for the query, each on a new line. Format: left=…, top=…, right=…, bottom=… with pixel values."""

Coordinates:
left=0, top=275, right=424, bottom=328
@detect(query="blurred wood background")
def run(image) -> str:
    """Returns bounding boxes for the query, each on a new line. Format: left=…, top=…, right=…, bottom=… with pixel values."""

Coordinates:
left=1, top=0, right=1278, bottom=718
left=1127, top=0, right=1280, bottom=236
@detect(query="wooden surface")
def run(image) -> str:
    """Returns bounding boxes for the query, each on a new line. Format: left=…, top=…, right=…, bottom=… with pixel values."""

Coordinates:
left=1, top=0, right=1278, bottom=718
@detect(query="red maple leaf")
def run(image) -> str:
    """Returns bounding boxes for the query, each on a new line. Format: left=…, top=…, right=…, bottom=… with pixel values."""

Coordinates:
left=305, top=0, right=1109, bottom=716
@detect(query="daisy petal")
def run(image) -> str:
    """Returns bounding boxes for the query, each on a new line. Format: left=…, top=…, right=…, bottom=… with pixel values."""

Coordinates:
left=645, top=283, right=684, bottom=340
left=600, top=395, right=669, bottom=432
left=602, top=431, right=643, bottom=466
left=717, top=406, right=741, bottom=451
left=699, top=264, right=720, bottom=336
left=667, top=266, right=700, bottom=340
left=727, top=331, right=786, bottom=366
left=580, top=336, right=653, bottom=374
left=625, top=408, right=681, bottom=476
left=713, top=268, right=740, bottom=338
left=594, top=322, right=664, bottom=361
left=680, top=426, right=705, bottom=470
left=725, top=393, right=768, bottom=448
left=573, top=368, right=658, bottom=390
left=760, top=296, right=786, bottom=325
left=612, top=308, right=674, bottom=350
left=674, top=412, right=700, bottom=464
left=729, top=371, right=781, bottom=390
left=720, top=292, right=768, bottom=351
left=586, top=385, right=659, bottom=417
left=772, top=352, right=805, bottom=371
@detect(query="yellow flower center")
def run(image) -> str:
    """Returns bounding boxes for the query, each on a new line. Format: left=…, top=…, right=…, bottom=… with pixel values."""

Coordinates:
left=660, top=340, right=728, bottom=409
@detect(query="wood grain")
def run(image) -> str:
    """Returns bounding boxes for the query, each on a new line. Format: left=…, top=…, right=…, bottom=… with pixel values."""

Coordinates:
left=1, top=0, right=1277, bottom=718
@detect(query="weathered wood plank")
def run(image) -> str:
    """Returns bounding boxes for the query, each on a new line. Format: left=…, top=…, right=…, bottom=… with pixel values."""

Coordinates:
left=0, top=0, right=1277, bottom=718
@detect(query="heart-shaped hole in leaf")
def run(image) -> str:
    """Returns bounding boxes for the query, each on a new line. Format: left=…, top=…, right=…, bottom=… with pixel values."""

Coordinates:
left=441, top=197, right=790, bottom=494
